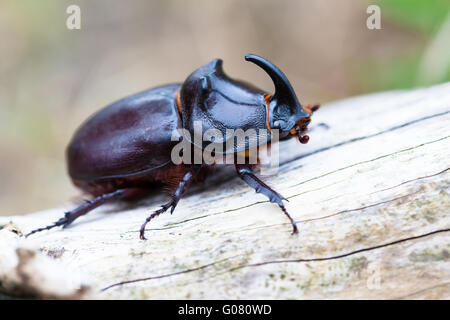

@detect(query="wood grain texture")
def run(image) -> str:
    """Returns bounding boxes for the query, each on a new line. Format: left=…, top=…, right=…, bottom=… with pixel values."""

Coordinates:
left=1, top=82, right=449, bottom=299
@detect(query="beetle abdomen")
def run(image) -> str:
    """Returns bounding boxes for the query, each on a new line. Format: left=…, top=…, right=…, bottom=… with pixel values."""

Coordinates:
left=67, top=84, right=182, bottom=181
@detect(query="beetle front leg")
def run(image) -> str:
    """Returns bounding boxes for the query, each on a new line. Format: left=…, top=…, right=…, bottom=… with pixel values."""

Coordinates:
left=139, top=165, right=201, bottom=240
left=235, top=164, right=298, bottom=234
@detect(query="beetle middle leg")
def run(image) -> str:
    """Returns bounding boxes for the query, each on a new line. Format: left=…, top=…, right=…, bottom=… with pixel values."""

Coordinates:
left=235, top=164, right=298, bottom=234
left=139, top=165, right=202, bottom=240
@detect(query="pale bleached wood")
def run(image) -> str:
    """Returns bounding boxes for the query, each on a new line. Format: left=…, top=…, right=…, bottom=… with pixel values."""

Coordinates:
left=1, top=82, right=449, bottom=299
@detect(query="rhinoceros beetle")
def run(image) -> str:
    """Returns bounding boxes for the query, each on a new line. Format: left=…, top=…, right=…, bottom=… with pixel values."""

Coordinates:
left=26, top=54, right=319, bottom=240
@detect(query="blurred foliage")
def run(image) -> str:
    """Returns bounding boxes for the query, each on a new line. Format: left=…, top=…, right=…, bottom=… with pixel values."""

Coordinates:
left=381, top=0, right=449, bottom=34
left=358, top=0, right=450, bottom=91
left=356, top=56, right=419, bottom=92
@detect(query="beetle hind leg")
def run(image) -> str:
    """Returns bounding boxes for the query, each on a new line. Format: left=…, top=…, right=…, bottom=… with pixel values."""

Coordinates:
left=235, top=164, right=298, bottom=234
left=25, top=188, right=128, bottom=238
left=140, top=165, right=201, bottom=240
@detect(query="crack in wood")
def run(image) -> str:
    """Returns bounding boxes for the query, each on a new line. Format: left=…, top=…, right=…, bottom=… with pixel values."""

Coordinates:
left=289, top=135, right=449, bottom=188
left=227, top=228, right=450, bottom=272
left=393, top=282, right=450, bottom=299
left=101, top=229, right=450, bottom=291
left=284, top=110, right=450, bottom=168
left=369, top=167, right=450, bottom=194
left=221, top=190, right=422, bottom=235
left=101, top=255, right=238, bottom=292
left=300, top=191, right=420, bottom=224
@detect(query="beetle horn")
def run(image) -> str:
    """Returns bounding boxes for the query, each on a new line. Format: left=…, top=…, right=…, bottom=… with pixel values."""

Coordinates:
left=244, top=54, right=301, bottom=112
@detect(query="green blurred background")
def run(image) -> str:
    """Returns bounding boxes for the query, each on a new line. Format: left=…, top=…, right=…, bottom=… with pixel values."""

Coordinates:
left=1, top=0, right=449, bottom=216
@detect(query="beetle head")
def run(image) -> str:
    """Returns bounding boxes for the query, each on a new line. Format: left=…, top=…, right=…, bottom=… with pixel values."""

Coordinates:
left=245, top=54, right=316, bottom=143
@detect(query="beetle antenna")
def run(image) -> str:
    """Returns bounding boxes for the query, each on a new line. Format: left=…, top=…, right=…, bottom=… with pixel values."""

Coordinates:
left=311, top=103, right=320, bottom=113
left=304, top=103, right=320, bottom=115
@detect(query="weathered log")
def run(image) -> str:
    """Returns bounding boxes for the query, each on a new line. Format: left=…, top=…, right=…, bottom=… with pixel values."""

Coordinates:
left=1, top=82, right=449, bottom=299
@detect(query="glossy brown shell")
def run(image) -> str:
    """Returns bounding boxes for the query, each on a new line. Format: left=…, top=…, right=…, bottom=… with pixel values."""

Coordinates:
left=67, top=84, right=181, bottom=181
